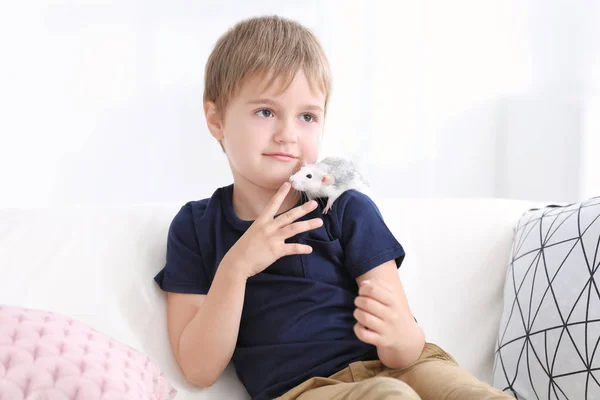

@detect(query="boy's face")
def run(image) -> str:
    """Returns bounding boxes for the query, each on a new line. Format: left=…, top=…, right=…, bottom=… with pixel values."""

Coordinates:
left=206, top=70, right=325, bottom=190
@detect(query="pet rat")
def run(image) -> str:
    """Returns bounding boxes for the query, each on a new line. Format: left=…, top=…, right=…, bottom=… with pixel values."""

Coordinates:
left=289, top=156, right=370, bottom=214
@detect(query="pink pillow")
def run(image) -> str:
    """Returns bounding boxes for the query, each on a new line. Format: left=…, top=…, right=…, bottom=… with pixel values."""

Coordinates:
left=0, top=305, right=177, bottom=400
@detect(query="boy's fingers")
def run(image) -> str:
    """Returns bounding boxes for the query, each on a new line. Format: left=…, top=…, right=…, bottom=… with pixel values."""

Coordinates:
left=353, top=308, right=385, bottom=334
left=284, top=243, right=313, bottom=256
left=274, top=200, right=318, bottom=229
left=358, top=280, right=394, bottom=306
left=353, top=322, right=382, bottom=347
left=360, top=279, right=393, bottom=293
left=279, top=217, right=323, bottom=239
left=354, top=295, right=389, bottom=321
left=264, top=182, right=291, bottom=218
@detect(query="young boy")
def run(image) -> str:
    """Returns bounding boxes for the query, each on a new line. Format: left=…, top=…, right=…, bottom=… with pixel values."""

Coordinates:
left=153, top=15, right=512, bottom=400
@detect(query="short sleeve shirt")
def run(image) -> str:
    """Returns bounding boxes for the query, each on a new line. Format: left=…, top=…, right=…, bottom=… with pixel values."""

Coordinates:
left=154, top=184, right=405, bottom=400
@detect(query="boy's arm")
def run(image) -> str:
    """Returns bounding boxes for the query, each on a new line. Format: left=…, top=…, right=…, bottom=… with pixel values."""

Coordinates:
left=354, top=260, right=426, bottom=369
left=167, top=258, right=247, bottom=388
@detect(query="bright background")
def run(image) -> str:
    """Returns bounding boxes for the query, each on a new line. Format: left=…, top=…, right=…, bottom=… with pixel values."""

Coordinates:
left=1, top=0, right=598, bottom=207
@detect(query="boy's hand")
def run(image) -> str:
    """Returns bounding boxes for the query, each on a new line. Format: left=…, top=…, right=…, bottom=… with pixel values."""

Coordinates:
left=224, top=182, right=323, bottom=279
left=353, top=280, right=414, bottom=350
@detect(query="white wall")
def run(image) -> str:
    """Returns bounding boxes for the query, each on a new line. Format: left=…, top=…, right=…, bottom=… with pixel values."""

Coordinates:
left=582, top=96, right=600, bottom=200
left=0, top=0, right=598, bottom=207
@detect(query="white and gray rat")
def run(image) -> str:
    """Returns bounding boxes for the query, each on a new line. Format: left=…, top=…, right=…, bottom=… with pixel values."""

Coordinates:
left=289, top=156, right=370, bottom=214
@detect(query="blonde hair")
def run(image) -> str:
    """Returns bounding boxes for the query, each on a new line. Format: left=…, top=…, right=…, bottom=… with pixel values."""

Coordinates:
left=203, top=15, right=332, bottom=121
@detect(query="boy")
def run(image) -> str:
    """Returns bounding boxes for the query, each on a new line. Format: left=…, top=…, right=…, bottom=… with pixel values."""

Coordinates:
left=153, top=15, right=512, bottom=400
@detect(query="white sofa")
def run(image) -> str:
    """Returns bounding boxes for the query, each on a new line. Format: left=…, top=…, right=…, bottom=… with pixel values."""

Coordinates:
left=0, top=197, right=545, bottom=399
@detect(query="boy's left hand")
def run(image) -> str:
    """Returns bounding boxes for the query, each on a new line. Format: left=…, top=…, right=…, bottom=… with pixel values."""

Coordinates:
left=352, top=279, right=412, bottom=350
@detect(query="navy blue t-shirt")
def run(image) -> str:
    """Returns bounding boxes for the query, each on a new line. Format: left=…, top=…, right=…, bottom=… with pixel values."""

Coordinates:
left=154, top=184, right=405, bottom=400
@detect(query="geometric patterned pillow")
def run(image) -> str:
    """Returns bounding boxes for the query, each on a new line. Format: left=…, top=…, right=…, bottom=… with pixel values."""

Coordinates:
left=492, top=196, right=600, bottom=399
left=0, top=305, right=177, bottom=400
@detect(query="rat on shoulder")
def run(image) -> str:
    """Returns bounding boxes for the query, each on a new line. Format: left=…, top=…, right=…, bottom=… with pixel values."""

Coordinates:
left=289, top=156, right=370, bottom=214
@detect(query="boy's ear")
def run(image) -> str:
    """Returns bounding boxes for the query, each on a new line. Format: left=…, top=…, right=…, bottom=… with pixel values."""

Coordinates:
left=322, top=174, right=334, bottom=186
left=204, top=101, right=224, bottom=141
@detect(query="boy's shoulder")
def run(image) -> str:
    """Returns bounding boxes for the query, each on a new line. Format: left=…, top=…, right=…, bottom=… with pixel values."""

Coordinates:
left=323, top=189, right=387, bottom=244
left=331, top=189, right=382, bottom=219
left=171, top=184, right=231, bottom=228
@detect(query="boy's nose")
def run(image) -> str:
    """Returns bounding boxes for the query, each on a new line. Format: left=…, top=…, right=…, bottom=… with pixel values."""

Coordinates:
left=274, top=120, right=298, bottom=144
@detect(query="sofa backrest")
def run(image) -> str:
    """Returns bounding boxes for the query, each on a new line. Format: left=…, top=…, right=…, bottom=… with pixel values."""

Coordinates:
left=376, top=198, right=538, bottom=382
left=0, top=197, right=539, bottom=392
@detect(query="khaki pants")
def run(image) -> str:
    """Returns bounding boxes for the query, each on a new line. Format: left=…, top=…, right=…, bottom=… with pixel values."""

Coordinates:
left=276, top=342, right=513, bottom=400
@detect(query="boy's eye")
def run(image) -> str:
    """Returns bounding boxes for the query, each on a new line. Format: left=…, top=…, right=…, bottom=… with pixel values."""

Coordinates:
left=306, top=174, right=312, bottom=179
left=301, top=113, right=316, bottom=123
left=256, top=109, right=273, bottom=118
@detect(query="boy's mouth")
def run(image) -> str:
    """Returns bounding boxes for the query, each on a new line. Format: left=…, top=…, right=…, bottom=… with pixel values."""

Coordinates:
left=264, top=152, right=297, bottom=161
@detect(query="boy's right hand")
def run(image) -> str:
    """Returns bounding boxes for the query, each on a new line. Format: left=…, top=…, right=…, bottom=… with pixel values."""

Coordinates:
left=223, top=182, right=323, bottom=279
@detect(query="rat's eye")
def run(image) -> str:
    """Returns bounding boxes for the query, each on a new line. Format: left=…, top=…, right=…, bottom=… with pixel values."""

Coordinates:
left=306, top=174, right=312, bottom=179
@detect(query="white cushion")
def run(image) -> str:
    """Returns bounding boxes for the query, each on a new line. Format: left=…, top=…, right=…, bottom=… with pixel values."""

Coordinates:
left=492, top=196, right=600, bottom=398
left=0, top=198, right=537, bottom=398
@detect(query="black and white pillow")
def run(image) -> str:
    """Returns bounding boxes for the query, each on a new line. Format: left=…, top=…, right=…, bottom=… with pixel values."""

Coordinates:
left=493, top=196, right=600, bottom=399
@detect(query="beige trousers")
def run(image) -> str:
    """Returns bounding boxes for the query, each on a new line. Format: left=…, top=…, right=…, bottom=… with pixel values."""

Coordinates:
left=276, top=342, right=514, bottom=400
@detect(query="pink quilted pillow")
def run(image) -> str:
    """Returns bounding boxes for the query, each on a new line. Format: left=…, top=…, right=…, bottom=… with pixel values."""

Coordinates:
left=0, top=305, right=177, bottom=400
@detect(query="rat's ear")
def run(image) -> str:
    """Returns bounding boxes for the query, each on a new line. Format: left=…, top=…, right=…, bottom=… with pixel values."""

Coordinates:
left=204, top=101, right=224, bottom=141
left=321, top=174, right=334, bottom=186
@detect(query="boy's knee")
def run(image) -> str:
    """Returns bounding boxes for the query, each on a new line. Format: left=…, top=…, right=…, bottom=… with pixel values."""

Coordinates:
left=361, top=377, right=420, bottom=399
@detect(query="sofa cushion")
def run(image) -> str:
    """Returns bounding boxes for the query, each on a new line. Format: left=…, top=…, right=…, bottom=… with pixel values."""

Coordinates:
left=492, top=196, right=600, bottom=398
left=0, top=305, right=176, bottom=400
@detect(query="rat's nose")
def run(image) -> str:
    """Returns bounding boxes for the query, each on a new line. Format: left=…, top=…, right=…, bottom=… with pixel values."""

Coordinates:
left=288, top=176, right=294, bottom=182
